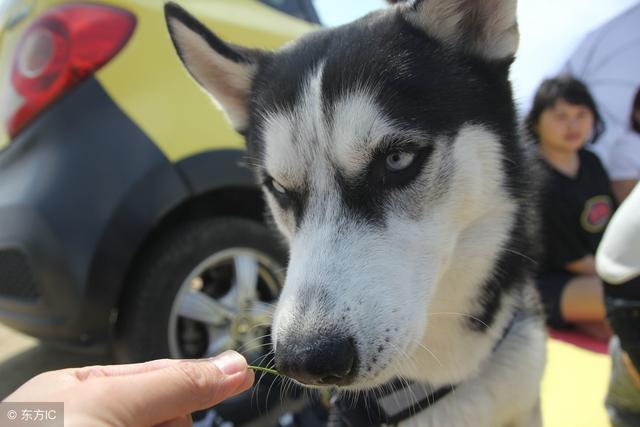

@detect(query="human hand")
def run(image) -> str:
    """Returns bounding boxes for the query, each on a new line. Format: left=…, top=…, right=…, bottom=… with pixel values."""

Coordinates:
left=3, top=350, right=254, bottom=427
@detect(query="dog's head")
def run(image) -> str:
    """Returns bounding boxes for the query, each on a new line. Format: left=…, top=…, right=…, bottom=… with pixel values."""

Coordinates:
left=166, top=0, right=522, bottom=389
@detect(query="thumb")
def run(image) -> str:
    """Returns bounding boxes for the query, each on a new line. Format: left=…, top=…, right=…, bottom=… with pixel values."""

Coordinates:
left=153, top=415, right=192, bottom=427
left=102, top=351, right=254, bottom=426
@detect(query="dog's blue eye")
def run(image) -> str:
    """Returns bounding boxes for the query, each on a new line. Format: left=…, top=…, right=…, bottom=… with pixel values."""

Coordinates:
left=271, top=179, right=287, bottom=195
left=386, top=151, right=416, bottom=171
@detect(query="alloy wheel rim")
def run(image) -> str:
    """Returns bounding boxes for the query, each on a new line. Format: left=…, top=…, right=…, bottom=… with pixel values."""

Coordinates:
left=168, top=248, right=284, bottom=361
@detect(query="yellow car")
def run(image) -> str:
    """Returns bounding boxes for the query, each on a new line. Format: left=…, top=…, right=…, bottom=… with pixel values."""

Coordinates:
left=0, top=0, right=315, bottom=363
left=0, top=0, right=318, bottom=421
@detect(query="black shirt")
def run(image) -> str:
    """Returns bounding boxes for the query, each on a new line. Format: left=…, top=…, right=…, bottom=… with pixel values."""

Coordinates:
left=539, top=149, right=616, bottom=273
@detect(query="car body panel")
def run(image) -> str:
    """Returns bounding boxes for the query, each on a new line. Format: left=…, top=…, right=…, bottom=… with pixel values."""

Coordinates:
left=0, top=0, right=311, bottom=349
left=99, top=0, right=313, bottom=162
left=0, top=0, right=31, bottom=151
left=0, top=124, right=7, bottom=152
left=0, top=77, right=175, bottom=348
left=0, top=0, right=313, bottom=159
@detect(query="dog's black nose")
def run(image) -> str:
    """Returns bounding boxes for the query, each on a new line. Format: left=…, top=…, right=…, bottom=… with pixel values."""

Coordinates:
left=275, top=334, right=357, bottom=386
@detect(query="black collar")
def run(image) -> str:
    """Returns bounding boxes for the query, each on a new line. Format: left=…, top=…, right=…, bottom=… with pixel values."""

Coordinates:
left=328, top=380, right=456, bottom=426
left=327, top=312, right=519, bottom=426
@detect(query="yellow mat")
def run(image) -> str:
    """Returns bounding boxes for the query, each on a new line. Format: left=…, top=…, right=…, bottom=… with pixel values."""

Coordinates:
left=542, top=339, right=611, bottom=427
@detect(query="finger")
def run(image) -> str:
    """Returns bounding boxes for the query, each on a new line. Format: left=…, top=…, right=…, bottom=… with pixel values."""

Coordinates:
left=154, top=414, right=192, bottom=427
left=234, top=367, right=255, bottom=394
left=100, top=351, right=253, bottom=426
left=71, top=359, right=184, bottom=380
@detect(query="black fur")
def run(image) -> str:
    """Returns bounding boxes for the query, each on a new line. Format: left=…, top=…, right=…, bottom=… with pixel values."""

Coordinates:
left=248, top=8, right=523, bottom=231
left=167, top=3, right=534, bottom=334
left=248, top=9, right=531, bottom=332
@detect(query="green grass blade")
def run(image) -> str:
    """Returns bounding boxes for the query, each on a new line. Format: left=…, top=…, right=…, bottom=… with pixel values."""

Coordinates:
left=248, top=365, right=283, bottom=377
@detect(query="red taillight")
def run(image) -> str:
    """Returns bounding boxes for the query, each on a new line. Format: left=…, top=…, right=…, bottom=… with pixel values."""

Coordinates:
left=5, top=4, right=136, bottom=137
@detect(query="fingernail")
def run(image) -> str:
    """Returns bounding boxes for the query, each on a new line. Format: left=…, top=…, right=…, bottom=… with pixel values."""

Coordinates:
left=210, top=351, right=247, bottom=375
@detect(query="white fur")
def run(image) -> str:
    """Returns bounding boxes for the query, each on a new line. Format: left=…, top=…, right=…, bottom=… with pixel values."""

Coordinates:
left=404, top=0, right=520, bottom=59
left=331, top=89, right=397, bottom=176
left=398, top=319, right=545, bottom=427
left=265, top=78, right=544, bottom=424
left=167, top=18, right=256, bottom=131
left=167, top=2, right=544, bottom=425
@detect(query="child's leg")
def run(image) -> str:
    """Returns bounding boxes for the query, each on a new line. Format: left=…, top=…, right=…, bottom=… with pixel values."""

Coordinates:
left=561, top=274, right=607, bottom=323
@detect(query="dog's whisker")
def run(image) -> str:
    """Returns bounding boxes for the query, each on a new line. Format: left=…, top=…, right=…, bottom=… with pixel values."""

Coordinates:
left=350, top=388, right=359, bottom=410
left=256, top=347, right=274, bottom=363
left=374, top=384, right=388, bottom=421
left=238, top=342, right=274, bottom=356
left=252, top=351, right=275, bottom=383
left=428, top=310, right=493, bottom=330
left=235, top=334, right=272, bottom=354
left=427, top=311, right=512, bottom=341
left=277, top=377, right=284, bottom=407
left=388, top=365, right=422, bottom=418
left=236, top=300, right=279, bottom=310
left=503, top=247, right=538, bottom=265
left=280, top=378, right=295, bottom=408
left=280, top=378, right=296, bottom=409
left=412, top=341, right=445, bottom=369
left=237, top=332, right=271, bottom=345
left=388, top=340, right=422, bottom=377
left=385, top=340, right=452, bottom=415
left=250, top=370, right=267, bottom=410
left=261, top=357, right=281, bottom=412
left=235, top=306, right=275, bottom=317
left=250, top=351, right=274, bottom=408
left=247, top=323, right=273, bottom=332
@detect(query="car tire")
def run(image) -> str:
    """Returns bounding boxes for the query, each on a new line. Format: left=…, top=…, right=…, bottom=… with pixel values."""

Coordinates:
left=114, top=217, right=289, bottom=423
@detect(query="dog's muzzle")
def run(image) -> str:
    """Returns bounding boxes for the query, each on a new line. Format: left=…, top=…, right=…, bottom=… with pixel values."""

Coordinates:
left=275, top=333, right=357, bottom=386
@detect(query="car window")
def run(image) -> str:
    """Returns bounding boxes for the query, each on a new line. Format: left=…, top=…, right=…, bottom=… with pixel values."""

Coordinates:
left=311, top=0, right=387, bottom=27
left=259, top=0, right=313, bottom=22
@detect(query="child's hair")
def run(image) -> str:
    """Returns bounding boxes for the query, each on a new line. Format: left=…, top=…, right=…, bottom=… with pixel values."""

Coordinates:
left=524, top=75, right=605, bottom=144
left=631, top=87, right=640, bottom=134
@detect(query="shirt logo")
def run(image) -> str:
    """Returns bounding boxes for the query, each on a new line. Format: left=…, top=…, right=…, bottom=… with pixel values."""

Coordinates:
left=580, top=195, right=613, bottom=233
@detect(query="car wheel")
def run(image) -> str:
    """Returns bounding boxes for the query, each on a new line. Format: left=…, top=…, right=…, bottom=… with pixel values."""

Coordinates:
left=114, top=217, right=289, bottom=422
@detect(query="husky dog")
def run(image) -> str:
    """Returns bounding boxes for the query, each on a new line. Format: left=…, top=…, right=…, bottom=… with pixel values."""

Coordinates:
left=165, top=0, right=546, bottom=425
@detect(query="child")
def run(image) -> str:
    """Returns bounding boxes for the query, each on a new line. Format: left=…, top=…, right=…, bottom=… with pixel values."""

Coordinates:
left=525, top=76, right=615, bottom=337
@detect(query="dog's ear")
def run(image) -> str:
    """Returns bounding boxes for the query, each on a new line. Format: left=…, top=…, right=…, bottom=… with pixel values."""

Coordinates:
left=164, top=2, right=266, bottom=132
left=400, top=0, right=519, bottom=60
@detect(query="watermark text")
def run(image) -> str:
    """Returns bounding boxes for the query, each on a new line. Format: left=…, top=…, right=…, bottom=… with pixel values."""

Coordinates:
left=0, top=403, right=63, bottom=427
